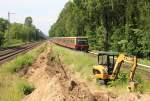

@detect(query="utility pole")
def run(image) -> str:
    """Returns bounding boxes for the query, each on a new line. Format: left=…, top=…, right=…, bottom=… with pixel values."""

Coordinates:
left=8, top=12, right=15, bottom=44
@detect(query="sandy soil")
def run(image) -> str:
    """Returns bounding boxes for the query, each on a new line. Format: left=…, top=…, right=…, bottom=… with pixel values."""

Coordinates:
left=21, top=43, right=150, bottom=101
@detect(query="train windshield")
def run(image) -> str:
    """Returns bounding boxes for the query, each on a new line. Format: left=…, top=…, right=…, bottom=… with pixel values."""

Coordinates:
left=77, top=38, right=88, bottom=45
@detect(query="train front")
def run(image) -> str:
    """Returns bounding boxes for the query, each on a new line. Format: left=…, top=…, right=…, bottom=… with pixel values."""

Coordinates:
left=75, top=37, right=89, bottom=52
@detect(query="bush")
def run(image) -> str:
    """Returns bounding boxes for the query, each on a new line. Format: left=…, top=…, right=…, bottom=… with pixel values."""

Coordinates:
left=109, top=72, right=128, bottom=87
left=3, top=39, right=24, bottom=47
left=23, top=85, right=35, bottom=95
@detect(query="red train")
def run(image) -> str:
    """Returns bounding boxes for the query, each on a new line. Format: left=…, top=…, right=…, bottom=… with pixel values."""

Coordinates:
left=52, top=37, right=89, bottom=51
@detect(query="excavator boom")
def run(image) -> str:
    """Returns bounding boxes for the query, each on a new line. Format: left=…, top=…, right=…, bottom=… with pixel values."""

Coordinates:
left=111, top=54, right=138, bottom=81
left=111, top=54, right=125, bottom=80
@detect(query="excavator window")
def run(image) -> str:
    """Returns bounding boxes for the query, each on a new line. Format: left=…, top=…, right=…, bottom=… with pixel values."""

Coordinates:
left=97, top=52, right=118, bottom=75
left=98, top=55, right=107, bottom=65
left=98, top=55, right=114, bottom=68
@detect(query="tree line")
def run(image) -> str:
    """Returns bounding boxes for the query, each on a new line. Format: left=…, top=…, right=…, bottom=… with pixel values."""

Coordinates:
left=49, top=0, right=150, bottom=59
left=0, top=17, right=46, bottom=47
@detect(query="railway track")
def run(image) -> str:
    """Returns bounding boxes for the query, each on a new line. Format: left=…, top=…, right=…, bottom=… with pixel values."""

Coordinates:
left=0, top=43, right=34, bottom=57
left=0, top=42, right=42, bottom=65
left=0, top=43, right=29, bottom=51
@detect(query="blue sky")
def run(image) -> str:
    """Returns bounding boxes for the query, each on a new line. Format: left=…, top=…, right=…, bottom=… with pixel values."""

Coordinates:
left=0, top=0, right=69, bottom=35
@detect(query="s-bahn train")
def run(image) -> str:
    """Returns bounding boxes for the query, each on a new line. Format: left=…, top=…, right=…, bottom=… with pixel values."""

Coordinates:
left=52, top=37, right=89, bottom=51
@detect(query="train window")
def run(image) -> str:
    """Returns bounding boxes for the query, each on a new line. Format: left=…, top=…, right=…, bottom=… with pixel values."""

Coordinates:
left=70, top=39, right=75, bottom=44
left=77, top=38, right=88, bottom=45
left=65, top=38, right=74, bottom=44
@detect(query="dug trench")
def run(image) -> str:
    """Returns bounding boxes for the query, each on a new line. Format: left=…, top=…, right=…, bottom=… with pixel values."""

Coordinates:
left=20, top=44, right=112, bottom=101
left=21, top=44, right=149, bottom=101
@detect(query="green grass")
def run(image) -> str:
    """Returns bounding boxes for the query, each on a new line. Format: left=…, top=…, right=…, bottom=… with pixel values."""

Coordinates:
left=0, top=43, right=46, bottom=101
left=52, top=45, right=97, bottom=80
left=0, top=74, right=33, bottom=101
left=52, top=45, right=150, bottom=93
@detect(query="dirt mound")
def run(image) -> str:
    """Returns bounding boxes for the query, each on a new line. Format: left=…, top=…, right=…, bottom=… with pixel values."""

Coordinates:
left=22, top=44, right=109, bottom=101
left=23, top=75, right=65, bottom=101
left=45, top=49, right=96, bottom=101
left=115, top=93, right=150, bottom=101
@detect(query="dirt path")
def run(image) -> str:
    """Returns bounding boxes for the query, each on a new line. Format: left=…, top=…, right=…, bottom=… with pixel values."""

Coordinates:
left=22, top=43, right=150, bottom=101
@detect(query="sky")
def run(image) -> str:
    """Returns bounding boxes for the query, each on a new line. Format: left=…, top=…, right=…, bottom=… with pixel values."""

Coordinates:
left=0, top=0, right=69, bottom=36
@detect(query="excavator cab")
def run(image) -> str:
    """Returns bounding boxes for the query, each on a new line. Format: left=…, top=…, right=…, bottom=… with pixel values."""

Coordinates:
left=93, top=52, right=119, bottom=84
left=97, top=52, right=118, bottom=74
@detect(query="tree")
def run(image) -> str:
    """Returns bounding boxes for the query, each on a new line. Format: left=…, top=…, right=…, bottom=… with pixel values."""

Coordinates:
left=49, top=0, right=150, bottom=58
left=25, top=17, right=33, bottom=26
left=0, top=31, right=5, bottom=46
left=0, top=18, right=8, bottom=46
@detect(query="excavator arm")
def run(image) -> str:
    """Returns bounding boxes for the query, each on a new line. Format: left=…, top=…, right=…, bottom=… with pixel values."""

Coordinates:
left=111, top=54, right=125, bottom=80
left=111, top=54, right=138, bottom=81
left=128, top=56, right=137, bottom=81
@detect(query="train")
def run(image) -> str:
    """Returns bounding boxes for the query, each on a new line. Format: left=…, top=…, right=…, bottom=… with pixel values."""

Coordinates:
left=52, top=37, right=89, bottom=51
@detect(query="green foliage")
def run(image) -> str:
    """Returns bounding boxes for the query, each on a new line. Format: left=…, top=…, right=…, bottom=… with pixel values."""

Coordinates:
left=0, top=31, right=5, bottom=46
left=0, top=18, right=8, bottom=32
left=49, top=0, right=150, bottom=58
left=109, top=72, right=128, bottom=87
left=23, top=85, right=35, bottom=95
left=142, top=31, right=150, bottom=59
left=3, top=39, right=23, bottom=47
left=0, top=17, right=46, bottom=47
left=25, top=16, right=33, bottom=26
left=0, top=18, right=8, bottom=46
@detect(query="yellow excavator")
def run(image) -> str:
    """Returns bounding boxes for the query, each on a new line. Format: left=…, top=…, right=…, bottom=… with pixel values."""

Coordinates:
left=93, top=51, right=138, bottom=91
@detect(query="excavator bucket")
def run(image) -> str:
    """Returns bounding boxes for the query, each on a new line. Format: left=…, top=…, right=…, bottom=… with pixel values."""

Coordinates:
left=128, top=81, right=139, bottom=92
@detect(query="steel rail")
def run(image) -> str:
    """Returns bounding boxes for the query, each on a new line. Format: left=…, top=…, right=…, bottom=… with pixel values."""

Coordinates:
left=0, top=42, right=41, bottom=65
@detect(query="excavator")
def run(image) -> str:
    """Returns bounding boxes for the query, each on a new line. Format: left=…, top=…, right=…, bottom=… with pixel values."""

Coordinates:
left=93, top=51, right=138, bottom=91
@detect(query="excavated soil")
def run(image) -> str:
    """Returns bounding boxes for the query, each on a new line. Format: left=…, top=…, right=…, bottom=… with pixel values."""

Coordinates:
left=21, top=43, right=150, bottom=101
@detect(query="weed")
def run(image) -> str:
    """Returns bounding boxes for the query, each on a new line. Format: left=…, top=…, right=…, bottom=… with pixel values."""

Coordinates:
left=23, top=85, right=35, bottom=95
left=108, top=72, right=128, bottom=87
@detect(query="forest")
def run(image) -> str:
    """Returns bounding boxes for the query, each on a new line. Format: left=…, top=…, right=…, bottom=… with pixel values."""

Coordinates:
left=0, top=17, right=46, bottom=47
left=49, top=0, right=150, bottom=59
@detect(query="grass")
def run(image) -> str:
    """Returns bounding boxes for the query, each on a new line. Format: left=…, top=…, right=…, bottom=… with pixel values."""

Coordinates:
left=52, top=44, right=150, bottom=94
left=52, top=44, right=97, bottom=80
left=0, top=75, right=33, bottom=101
left=0, top=43, right=46, bottom=101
